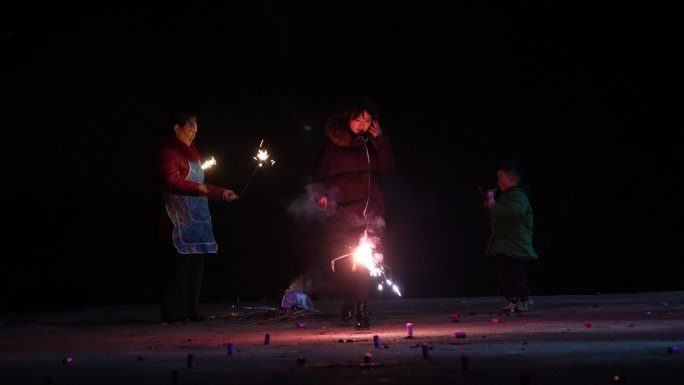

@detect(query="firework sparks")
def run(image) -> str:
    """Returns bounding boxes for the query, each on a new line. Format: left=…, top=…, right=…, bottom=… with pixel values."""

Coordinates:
left=330, top=232, right=402, bottom=297
left=201, top=156, right=217, bottom=170
left=240, top=139, right=276, bottom=195
left=253, top=139, right=276, bottom=167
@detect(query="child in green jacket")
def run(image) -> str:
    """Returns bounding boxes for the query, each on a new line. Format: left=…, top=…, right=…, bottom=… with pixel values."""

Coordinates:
left=485, top=162, right=538, bottom=314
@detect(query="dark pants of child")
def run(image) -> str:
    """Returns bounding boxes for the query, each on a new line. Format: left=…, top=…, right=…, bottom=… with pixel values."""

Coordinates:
left=494, top=254, right=531, bottom=302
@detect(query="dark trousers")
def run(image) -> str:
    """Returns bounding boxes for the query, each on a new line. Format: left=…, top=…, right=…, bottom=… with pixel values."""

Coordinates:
left=329, top=237, right=373, bottom=303
left=160, top=250, right=205, bottom=322
left=494, top=254, right=530, bottom=302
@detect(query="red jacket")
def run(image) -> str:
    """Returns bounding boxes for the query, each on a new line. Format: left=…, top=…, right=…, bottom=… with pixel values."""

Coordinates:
left=156, top=135, right=226, bottom=246
left=157, top=135, right=225, bottom=201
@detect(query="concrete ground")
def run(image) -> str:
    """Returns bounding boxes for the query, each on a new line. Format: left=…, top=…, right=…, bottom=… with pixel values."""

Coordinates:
left=1, top=291, right=683, bottom=385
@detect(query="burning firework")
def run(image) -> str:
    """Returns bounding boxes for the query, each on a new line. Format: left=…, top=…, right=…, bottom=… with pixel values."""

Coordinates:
left=331, top=231, right=402, bottom=297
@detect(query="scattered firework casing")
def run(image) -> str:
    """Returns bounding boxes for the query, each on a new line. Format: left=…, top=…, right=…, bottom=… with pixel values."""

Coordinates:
left=491, top=318, right=501, bottom=323
left=668, top=345, right=681, bottom=353
left=187, top=353, right=195, bottom=368
left=451, top=313, right=460, bottom=322
left=264, top=333, right=271, bottom=345
left=62, top=357, right=73, bottom=365
left=363, top=352, right=372, bottom=363
left=227, top=343, right=235, bottom=356
left=296, top=323, right=305, bottom=328
left=461, top=355, right=469, bottom=370
left=454, top=331, right=467, bottom=338
left=421, top=343, right=429, bottom=359
left=373, top=335, right=381, bottom=348
left=297, top=356, right=306, bottom=365
left=584, top=322, right=592, bottom=328
left=406, top=322, right=414, bottom=336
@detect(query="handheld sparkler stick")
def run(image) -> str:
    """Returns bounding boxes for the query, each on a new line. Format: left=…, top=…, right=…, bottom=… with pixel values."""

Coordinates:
left=240, top=165, right=259, bottom=196
left=478, top=186, right=499, bottom=197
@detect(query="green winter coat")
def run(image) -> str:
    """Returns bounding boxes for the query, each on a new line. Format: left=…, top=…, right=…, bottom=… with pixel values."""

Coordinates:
left=486, top=186, right=538, bottom=261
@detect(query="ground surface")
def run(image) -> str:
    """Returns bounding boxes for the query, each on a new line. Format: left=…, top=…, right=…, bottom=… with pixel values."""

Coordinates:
left=1, top=292, right=683, bottom=384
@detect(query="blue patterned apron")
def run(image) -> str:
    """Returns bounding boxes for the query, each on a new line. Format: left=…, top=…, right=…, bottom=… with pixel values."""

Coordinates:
left=163, top=160, right=218, bottom=254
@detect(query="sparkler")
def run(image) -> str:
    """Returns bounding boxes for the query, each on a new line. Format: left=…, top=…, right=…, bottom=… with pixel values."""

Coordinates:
left=478, top=186, right=498, bottom=197
left=201, top=156, right=216, bottom=170
left=330, top=231, right=402, bottom=297
left=240, top=139, right=275, bottom=196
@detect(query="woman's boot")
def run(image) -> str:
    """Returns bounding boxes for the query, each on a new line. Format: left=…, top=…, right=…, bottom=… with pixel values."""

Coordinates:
left=354, top=301, right=370, bottom=329
left=340, top=298, right=354, bottom=322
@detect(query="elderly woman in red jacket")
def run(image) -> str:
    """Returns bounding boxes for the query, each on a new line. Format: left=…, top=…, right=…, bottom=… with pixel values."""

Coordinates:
left=157, top=111, right=238, bottom=325
left=311, top=97, right=395, bottom=329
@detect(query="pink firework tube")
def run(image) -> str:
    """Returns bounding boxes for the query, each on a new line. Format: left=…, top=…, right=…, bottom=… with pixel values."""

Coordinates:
left=406, top=322, right=414, bottom=337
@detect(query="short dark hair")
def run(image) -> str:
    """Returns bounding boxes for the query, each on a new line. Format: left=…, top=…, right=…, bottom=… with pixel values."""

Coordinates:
left=498, top=160, right=524, bottom=182
left=171, top=111, right=197, bottom=128
left=342, top=96, right=379, bottom=121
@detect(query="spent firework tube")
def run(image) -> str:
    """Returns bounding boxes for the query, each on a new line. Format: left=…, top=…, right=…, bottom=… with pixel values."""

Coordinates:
left=373, top=335, right=381, bottom=348
left=406, top=322, right=414, bottom=337
left=227, top=343, right=235, bottom=356
left=264, top=333, right=271, bottom=345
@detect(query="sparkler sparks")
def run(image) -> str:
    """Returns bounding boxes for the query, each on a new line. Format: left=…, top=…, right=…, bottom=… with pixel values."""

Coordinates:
left=253, top=139, right=276, bottom=167
left=201, top=156, right=217, bottom=170
left=240, top=139, right=276, bottom=196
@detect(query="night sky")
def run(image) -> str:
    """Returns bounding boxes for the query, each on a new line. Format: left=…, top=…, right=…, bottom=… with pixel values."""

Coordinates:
left=2, top=3, right=680, bottom=310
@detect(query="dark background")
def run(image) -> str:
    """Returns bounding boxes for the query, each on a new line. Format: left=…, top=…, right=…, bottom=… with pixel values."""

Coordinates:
left=1, top=2, right=680, bottom=311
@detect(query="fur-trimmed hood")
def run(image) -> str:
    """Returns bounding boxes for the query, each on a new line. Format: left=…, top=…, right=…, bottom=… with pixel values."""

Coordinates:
left=325, top=124, right=355, bottom=147
left=324, top=113, right=365, bottom=147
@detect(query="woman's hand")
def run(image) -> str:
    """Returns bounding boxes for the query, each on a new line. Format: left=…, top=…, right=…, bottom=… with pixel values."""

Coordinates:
left=318, top=196, right=328, bottom=210
left=223, top=189, right=239, bottom=201
left=368, top=120, right=383, bottom=137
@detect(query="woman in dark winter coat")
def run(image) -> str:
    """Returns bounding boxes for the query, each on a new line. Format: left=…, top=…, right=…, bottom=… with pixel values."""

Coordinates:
left=311, top=98, right=395, bottom=329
